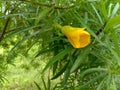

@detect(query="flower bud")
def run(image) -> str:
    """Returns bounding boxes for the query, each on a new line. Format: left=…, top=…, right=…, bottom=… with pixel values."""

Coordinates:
left=61, top=26, right=90, bottom=48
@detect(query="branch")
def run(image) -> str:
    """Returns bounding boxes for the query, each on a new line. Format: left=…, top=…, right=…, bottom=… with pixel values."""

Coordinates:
left=0, top=2, right=18, bottom=41
left=96, top=22, right=106, bottom=35
left=20, top=0, right=75, bottom=9
left=0, top=18, right=10, bottom=41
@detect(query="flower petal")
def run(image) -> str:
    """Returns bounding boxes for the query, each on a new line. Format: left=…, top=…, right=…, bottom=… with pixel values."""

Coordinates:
left=61, top=26, right=90, bottom=48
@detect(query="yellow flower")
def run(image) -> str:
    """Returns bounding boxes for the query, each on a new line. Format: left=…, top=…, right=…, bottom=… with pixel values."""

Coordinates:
left=61, top=26, right=90, bottom=48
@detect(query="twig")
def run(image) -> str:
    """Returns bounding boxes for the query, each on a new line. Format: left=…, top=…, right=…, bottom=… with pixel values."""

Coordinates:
left=20, top=0, right=75, bottom=9
left=0, top=2, right=17, bottom=41
left=96, top=22, right=106, bottom=35
left=0, top=18, right=10, bottom=41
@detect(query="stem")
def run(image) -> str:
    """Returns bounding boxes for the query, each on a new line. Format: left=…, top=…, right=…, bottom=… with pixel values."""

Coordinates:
left=53, top=23, right=62, bottom=29
left=20, top=0, right=75, bottom=9
left=96, top=22, right=106, bottom=35
left=0, top=2, right=17, bottom=41
left=0, top=18, right=10, bottom=41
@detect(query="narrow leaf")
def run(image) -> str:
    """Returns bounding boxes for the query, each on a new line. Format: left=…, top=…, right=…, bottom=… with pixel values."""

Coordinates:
left=111, top=31, right=120, bottom=57
left=47, top=77, right=51, bottom=90
left=80, top=68, right=107, bottom=78
left=3, top=25, right=41, bottom=40
left=112, top=77, right=117, bottom=90
left=9, top=31, right=40, bottom=51
left=70, top=46, right=91, bottom=73
left=99, top=0, right=108, bottom=20
left=79, top=73, right=107, bottom=89
left=51, top=62, right=68, bottom=80
left=42, top=46, right=73, bottom=73
left=34, top=81, right=42, bottom=90
left=106, top=75, right=111, bottom=90
left=91, top=3, right=103, bottom=25
left=35, top=47, right=54, bottom=57
left=104, top=15, right=120, bottom=33
left=97, top=76, right=107, bottom=90
left=111, top=3, right=119, bottom=18
left=62, top=60, right=73, bottom=86
left=53, top=61, right=58, bottom=75
left=41, top=76, right=47, bottom=90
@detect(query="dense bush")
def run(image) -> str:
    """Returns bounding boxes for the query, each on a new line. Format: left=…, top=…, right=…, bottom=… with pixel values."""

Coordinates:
left=0, top=0, right=120, bottom=89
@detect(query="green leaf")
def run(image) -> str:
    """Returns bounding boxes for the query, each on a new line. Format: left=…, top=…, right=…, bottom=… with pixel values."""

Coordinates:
left=62, top=60, right=73, bottom=86
left=53, top=61, right=58, bottom=75
left=106, top=40, right=120, bottom=66
left=35, top=47, right=54, bottom=57
left=6, top=31, right=40, bottom=61
left=111, top=3, right=119, bottom=18
left=99, top=0, right=108, bottom=21
left=3, top=25, right=41, bottom=41
left=106, top=75, right=111, bottom=90
left=111, top=77, right=117, bottom=90
left=41, top=76, right=47, bottom=90
left=35, top=7, right=52, bottom=25
left=70, top=46, right=91, bottom=73
left=97, top=76, right=107, bottom=90
left=91, top=3, right=103, bottom=25
left=80, top=68, right=107, bottom=78
left=71, top=9, right=105, bottom=46
left=9, top=31, right=40, bottom=52
left=51, top=62, right=68, bottom=80
left=104, top=15, right=120, bottom=33
left=97, top=75, right=111, bottom=90
left=111, top=31, right=120, bottom=57
left=108, top=3, right=113, bottom=17
left=47, top=77, right=51, bottom=90
left=0, top=13, right=32, bottom=18
left=42, top=46, right=73, bottom=73
left=34, top=81, right=42, bottom=90
left=79, top=73, right=107, bottom=89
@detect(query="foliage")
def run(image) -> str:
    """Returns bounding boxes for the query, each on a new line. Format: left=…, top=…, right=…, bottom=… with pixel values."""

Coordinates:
left=0, top=0, right=120, bottom=89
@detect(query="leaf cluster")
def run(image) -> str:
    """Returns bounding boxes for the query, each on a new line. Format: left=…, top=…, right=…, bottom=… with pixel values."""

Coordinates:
left=0, top=0, right=120, bottom=89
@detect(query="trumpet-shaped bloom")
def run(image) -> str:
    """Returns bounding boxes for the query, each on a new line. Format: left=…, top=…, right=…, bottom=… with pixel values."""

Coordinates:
left=61, top=26, right=90, bottom=48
